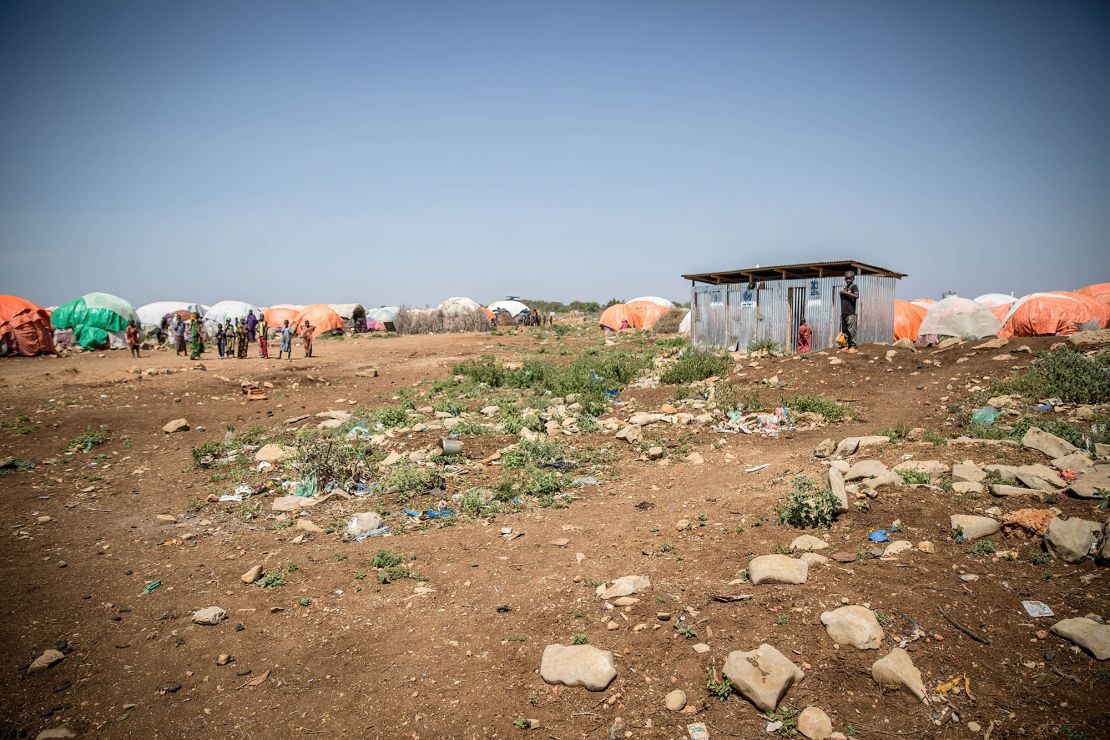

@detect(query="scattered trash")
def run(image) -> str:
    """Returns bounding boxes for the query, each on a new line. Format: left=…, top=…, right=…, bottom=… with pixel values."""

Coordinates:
left=745, top=464, right=769, bottom=473
left=142, top=580, right=162, bottom=595
left=688, top=722, right=710, bottom=740
left=294, top=471, right=318, bottom=498
left=1022, top=600, right=1054, bottom=618
left=712, top=594, right=752, bottom=603
left=869, top=529, right=892, bottom=543
left=234, top=484, right=253, bottom=496
left=403, top=508, right=456, bottom=519
left=571, top=476, right=599, bottom=487
left=1035, top=403, right=1053, bottom=412
left=540, top=458, right=576, bottom=472
left=218, top=493, right=243, bottom=503
left=352, top=526, right=391, bottom=541
left=256, top=460, right=272, bottom=473
left=970, top=406, right=1002, bottom=426
left=439, top=438, right=463, bottom=455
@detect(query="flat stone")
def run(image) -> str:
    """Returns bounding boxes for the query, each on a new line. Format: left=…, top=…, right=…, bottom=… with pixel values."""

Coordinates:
left=820, top=606, right=884, bottom=649
left=1069, top=466, right=1110, bottom=499
left=1044, top=517, right=1100, bottom=563
left=951, top=462, right=986, bottom=483
left=539, top=644, right=617, bottom=690
left=294, top=518, right=324, bottom=533
left=814, top=438, right=836, bottom=458
left=797, top=706, right=833, bottom=739
left=550, top=537, right=571, bottom=547
left=828, top=467, right=848, bottom=512
left=722, top=643, right=804, bottom=712
left=882, top=540, right=913, bottom=558
left=1098, top=522, right=1110, bottom=565
left=692, top=643, right=711, bottom=654
left=254, top=444, right=288, bottom=463
left=950, top=515, right=1000, bottom=541
left=1050, top=617, right=1110, bottom=660
left=646, top=446, right=665, bottom=460
left=790, top=535, right=829, bottom=552
left=28, top=649, right=65, bottom=673
left=1052, top=452, right=1094, bottom=473
left=155, top=514, right=177, bottom=525
left=1017, top=464, right=1066, bottom=489
left=830, top=551, right=857, bottom=563
left=844, top=460, right=889, bottom=481
left=952, top=481, right=984, bottom=494
left=316, top=410, right=352, bottom=421
left=893, top=460, right=948, bottom=482
left=271, top=495, right=318, bottom=512
left=596, top=575, right=650, bottom=599
left=612, top=597, right=639, bottom=607
left=240, top=565, right=263, bottom=584
left=665, top=689, right=687, bottom=711
left=192, top=606, right=227, bottom=626
left=748, top=554, right=809, bottom=585
left=834, top=435, right=889, bottom=458
left=316, top=419, right=344, bottom=430
left=34, top=730, right=75, bottom=740
left=675, top=519, right=691, bottom=531
left=162, top=418, right=189, bottom=433
left=871, top=648, right=927, bottom=702
left=1022, top=427, right=1078, bottom=460
left=917, top=541, right=935, bottom=553
left=615, top=425, right=641, bottom=443
left=684, top=451, right=705, bottom=465
left=800, top=552, right=829, bottom=566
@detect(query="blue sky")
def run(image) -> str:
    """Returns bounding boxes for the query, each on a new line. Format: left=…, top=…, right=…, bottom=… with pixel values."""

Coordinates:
left=1, top=0, right=1107, bottom=308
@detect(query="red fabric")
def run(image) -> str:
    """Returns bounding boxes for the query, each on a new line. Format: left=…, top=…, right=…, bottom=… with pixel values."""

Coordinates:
left=0, top=294, right=54, bottom=356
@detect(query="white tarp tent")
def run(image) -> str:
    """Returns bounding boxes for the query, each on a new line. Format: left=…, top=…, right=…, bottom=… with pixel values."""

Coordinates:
left=438, top=297, right=484, bottom=316
left=488, top=300, right=530, bottom=317
left=204, top=300, right=261, bottom=337
left=918, top=296, right=1001, bottom=339
left=136, top=301, right=204, bottom=334
left=628, top=296, right=674, bottom=308
left=678, top=310, right=691, bottom=336
left=974, top=293, right=1017, bottom=309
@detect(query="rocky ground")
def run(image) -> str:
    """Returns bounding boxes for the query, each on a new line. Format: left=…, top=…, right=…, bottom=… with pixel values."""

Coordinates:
left=0, top=328, right=1107, bottom=739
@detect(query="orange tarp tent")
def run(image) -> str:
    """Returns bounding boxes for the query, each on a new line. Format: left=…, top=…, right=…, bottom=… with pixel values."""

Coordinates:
left=625, top=300, right=671, bottom=330
left=1053, top=291, right=1110, bottom=329
left=264, top=307, right=299, bottom=329
left=599, top=304, right=630, bottom=331
left=893, top=300, right=927, bottom=341
left=294, top=304, right=345, bottom=336
left=990, top=304, right=1010, bottom=324
left=1076, top=282, right=1110, bottom=306
left=0, top=295, right=54, bottom=356
left=999, top=293, right=1097, bottom=338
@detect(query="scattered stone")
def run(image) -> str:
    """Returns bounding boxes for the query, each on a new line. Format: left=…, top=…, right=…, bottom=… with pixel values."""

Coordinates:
left=1044, top=517, right=1100, bottom=563
left=1022, top=427, right=1078, bottom=460
left=612, top=596, right=638, bottom=606
left=834, top=435, right=889, bottom=458
left=800, top=552, right=829, bottom=566
left=550, top=538, right=571, bottom=547
left=271, top=496, right=317, bottom=512
left=844, top=460, right=889, bottom=481
left=646, top=446, right=665, bottom=460
left=952, top=482, right=985, bottom=495
left=692, top=643, right=710, bottom=654
left=28, top=649, right=65, bottom=673
left=1050, top=617, right=1110, bottom=660
left=192, top=606, right=227, bottom=626
left=830, top=551, right=857, bottom=563
left=294, top=519, right=324, bottom=534
left=871, top=648, right=928, bottom=702
left=1069, top=466, right=1110, bottom=499
left=1098, top=522, right=1110, bottom=565
left=665, top=689, right=687, bottom=711
left=882, top=540, right=913, bottom=558
left=828, top=467, right=848, bottom=511
left=814, top=438, right=836, bottom=458
left=951, top=461, right=986, bottom=483
left=216, top=653, right=231, bottom=665
left=240, top=565, right=263, bottom=584
left=950, top=515, right=1000, bottom=541
left=606, top=620, right=620, bottom=631
left=893, top=460, right=948, bottom=481
left=675, top=519, right=691, bottom=531
left=991, top=484, right=1048, bottom=501
left=683, top=451, right=705, bottom=465
left=797, top=706, right=833, bottom=739
left=155, top=514, right=177, bottom=525
left=615, top=425, right=642, bottom=443
left=1052, top=452, right=1094, bottom=473
left=790, top=535, right=828, bottom=552
left=254, top=444, right=288, bottom=463
left=917, top=541, right=935, bottom=554
left=539, top=644, right=617, bottom=690
left=596, top=575, right=650, bottom=599
left=820, top=606, right=884, bottom=649
left=162, top=418, right=189, bottom=433
left=34, top=729, right=75, bottom=740
left=722, top=643, right=805, bottom=712
left=748, top=554, right=809, bottom=585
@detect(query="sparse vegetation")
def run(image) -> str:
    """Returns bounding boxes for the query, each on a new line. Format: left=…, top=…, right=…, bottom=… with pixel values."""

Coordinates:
left=873, top=610, right=893, bottom=626
left=896, top=468, right=929, bottom=485
left=879, top=421, right=910, bottom=441
left=660, top=350, right=731, bottom=385
left=67, top=425, right=111, bottom=452
left=783, top=394, right=847, bottom=422
left=991, top=347, right=1110, bottom=405
left=372, top=548, right=420, bottom=583
left=257, top=573, right=286, bottom=589
left=673, top=621, right=697, bottom=638
left=747, top=338, right=780, bottom=354
left=571, top=632, right=588, bottom=645
left=383, top=463, right=442, bottom=500
left=706, top=669, right=733, bottom=700
left=969, top=540, right=996, bottom=557
left=776, top=476, right=841, bottom=528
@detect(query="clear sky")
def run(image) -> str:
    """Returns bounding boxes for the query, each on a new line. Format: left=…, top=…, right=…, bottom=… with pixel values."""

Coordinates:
left=1, top=0, right=1107, bottom=309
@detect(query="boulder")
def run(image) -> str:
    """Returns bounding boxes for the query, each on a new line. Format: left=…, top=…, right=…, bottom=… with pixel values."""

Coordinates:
left=254, top=444, right=288, bottom=463
left=1022, top=427, right=1078, bottom=460
left=951, top=462, right=986, bottom=483
left=800, top=552, right=830, bottom=566
left=722, top=644, right=804, bottom=712
left=1098, top=521, right=1110, bottom=565
left=1044, top=517, right=1099, bottom=563
left=950, top=514, right=1000, bottom=541
left=1050, top=618, right=1110, bottom=660
left=871, top=648, right=928, bottom=702
left=539, top=644, right=617, bottom=690
left=192, top=606, right=227, bottom=625
left=834, top=435, right=889, bottom=458
left=797, top=706, right=833, bottom=739
left=844, top=460, right=889, bottom=481
left=748, top=555, right=809, bottom=585
left=1017, top=464, right=1066, bottom=490
left=814, top=438, right=836, bottom=458
left=820, top=606, right=884, bottom=649
left=952, top=482, right=984, bottom=495
left=596, top=575, right=650, bottom=599
left=1052, top=452, right=1094, bottom=473
left=893, top=460, right=948, bottom=482
left=990, top=484, right=1047, bottom=501
left=828, top=467, right=848, bottom=512
left=615, top=425, right=641, bottom=443
left=162, top=418, right=189, bottom=433
left=1069, top=466, right=1110, bottom=499
left=790, top=535, right=829, bottom=552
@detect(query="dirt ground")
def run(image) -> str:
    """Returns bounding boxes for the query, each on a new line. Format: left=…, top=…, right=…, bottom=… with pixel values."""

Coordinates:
left=1, top=331, right=1107, bottom=739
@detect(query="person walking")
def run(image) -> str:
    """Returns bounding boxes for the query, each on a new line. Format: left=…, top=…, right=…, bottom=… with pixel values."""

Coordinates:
left=173, top=315, right=187, bottom=356
left=126, top=320, right=141, bottom=358
left=839, top=271, right=859, bottom=353
left=188, top=313, right=202, bottom=360
left=215, top=320, right=227, bottom=359
left=277, top=320, right=293, bottom=361
left=301, top=321, right=315, bottom=358
left=258, top=316, right=269, bottom=358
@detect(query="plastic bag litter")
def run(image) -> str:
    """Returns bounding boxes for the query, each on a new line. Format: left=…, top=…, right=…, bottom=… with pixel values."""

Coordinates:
left=971, top=406, right=1002, bottom=426
left=1021, top=600, right=1054, bottom=617
left=345, top=423, right=372, bottom=441
left=869, top=529, right=892, bottom=543
left=402, top=507, right=456, bottom=519
left=571, top=476, right=599, bottom=487
left=218, top=493, right=243, bottom=502
left=294, top=471, right=318, bottom=497
left=256, top=460, right=272, bottom=472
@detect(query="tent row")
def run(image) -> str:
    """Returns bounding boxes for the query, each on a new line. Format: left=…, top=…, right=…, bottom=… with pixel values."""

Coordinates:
left=893, top=282, right=1110, bottom=343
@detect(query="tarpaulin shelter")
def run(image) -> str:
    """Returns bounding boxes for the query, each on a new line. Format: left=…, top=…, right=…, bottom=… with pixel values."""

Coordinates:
left=678, top=310, right=691, bottom=336
left=918, top=296, right=1001, bottom=339
left=438, top=297, right=484, bottom=316
left=51, top=292, right=140, bottom=350
left=294, top=304, right=345, bottom=335
left=487, top=300, right=530, bottom=317
left=625, top=300, right=672, bottom=330
left=264, top=306, right=300, bottom=329
left=998, top=292, right=1099, bottom=338
left=910, top=298, right=935, bottom=308
left=328, top=303, right=366, bottom=331
left=204, top=300, right=261, bottom=337
left=627, top=296, right=674, bottom=308
left=136, top=301, right=204, bottom=336
left=1076, top=282, right=1110, bottom=306
left=893, top=299, right=928, bottom=341
left=973, top=293, right=1018, bottom=309
left=599, top=304, right=631, bottom=331
left=1052, top=291, right=1110, bottom=328
left=366, top=306, right=399, bottom=332
left=0, top=295, right=54, bottom=356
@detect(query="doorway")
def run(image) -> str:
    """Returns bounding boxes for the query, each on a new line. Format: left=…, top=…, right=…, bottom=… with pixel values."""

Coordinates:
left=788, top=287, right=806, bottom=352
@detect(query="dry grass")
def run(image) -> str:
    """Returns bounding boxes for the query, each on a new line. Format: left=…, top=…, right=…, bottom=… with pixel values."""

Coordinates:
left=394, top=307, right=490, bottom=334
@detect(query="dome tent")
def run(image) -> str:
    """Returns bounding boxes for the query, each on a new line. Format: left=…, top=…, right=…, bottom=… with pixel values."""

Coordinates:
left=438, top=297, right=484, bottom=317
left=203, top=300, right=261, bottom=338
left=599, top=304, right=631, bottom=331
left=294, top=304, right=345, bottom=336
left=136, top=301, right=205, bottom=336
left=1051, top=291, right=1110, bottom=329
left=0, top=295, right=54, bottom=356
left=678, top=310, right=691, bottom=336
left=625, top=300, right=672, bottom=330
left=627, top=296, right=674, bottom=308
left=1076, top=282, right=1110, bottom=306
left=366, top=306, right=398, bottom=323
left=999, top=292, right=1103, bottom=338
left=973, top=293, right=1018, bottom=309
left=487, top=300, right=530, bottom=317
left=917, top=296, right=1001, bottom=339
left=51, top=292, right=140, bottom=350
left=264, top=306, right=300, bottom=330
left=893, top=300, right=928, bottom=341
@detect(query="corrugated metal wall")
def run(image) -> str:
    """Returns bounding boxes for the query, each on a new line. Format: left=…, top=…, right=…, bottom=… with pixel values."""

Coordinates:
left=691, top=275, right=897, bottom=352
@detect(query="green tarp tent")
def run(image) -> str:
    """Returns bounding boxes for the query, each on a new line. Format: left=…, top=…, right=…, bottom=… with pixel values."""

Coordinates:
left=51, top=292, right=140, bottom=350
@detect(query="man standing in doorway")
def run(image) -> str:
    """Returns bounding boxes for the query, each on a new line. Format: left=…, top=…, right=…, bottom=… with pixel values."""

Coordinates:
left=840, top=271, right=859, bottom=353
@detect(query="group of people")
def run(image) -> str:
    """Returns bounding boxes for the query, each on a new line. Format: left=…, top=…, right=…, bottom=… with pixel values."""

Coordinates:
left=132, top=309, right=315, bottom=361
left=794, top=270, right=860, bottom=354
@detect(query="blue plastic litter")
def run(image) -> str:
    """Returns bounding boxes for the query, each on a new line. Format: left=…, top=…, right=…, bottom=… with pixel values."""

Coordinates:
left=606, top=389, right=619, bottom=398
left=1035, top=403, right=1052, bottom=412
left=403, top=508, right=456, bottom=519
left=970, top=406, right=1002, bottom=426
left=869, top=529, right=891, bottom=543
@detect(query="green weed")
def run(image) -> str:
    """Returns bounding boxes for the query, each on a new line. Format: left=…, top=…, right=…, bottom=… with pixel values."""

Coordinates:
left=776, top=476, right=841, bottom=528
left=660, top=350, right=731, bottom=385
left=896, top=468, right=929, bottom=485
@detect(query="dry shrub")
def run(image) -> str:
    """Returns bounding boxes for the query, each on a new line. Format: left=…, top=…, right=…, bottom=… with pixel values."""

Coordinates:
left=395, top=307, right=490, bottom=335
left=652, top=309, right=685, bottom=334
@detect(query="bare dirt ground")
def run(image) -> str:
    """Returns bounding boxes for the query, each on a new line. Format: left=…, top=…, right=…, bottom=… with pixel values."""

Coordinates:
left=0, top=330, right=1107, bottom=739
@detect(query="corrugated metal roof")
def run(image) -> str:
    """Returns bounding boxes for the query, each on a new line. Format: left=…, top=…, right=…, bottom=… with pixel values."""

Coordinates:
left=682, top=260, right=906, bottom=284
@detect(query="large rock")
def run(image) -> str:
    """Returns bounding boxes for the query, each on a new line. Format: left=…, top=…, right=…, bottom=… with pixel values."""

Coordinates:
left=192, top=606, right=227, bottom=625
left=596, top=575, right=650, bottom=599
left=1069, top=466, right=1110, bottom=499
left=1052, top=452, right=1094, bottom=473
left=540, top=644, right=617, bottom=690
left=316, top=410, right=352, bottom=421
left=834, top=436, right=889, bottom=458
left=254, top=444, right=288, bottom=463
left=828, top=467, right=848, bottom=512
left=951, top=462, right=986, bottom=484
left=722, top=643, right=804, bottom=712
left=791, top=535, right=829, bottom=552
left=797, top=706, right=833, bottom=739
left=844, top=460, right=889, bottom=481
left=814, top=438, right=836, bottom=458
left=748, top=555, right=809, bottom=585
left=1022, top=427, right=1078, bottom=460
left=990, top=484, right=1048, bottom=501
left=1051, top=618, right=1110, bottom=660
left=241, top=565, right=263, bottom=584
left=820, top=606, right=884, bottom=649
left=27, top=649, right=65, bottom=673
left=893, top=460, right=948, bottom=482
left=162, top=418, right=189, bottom=433
left=615, top=425, right=641, bottom=443
left=1044, top=517, right=1100, bottom=563
left=871, top=648, right=927, bottom=702
left=950, top=514, right=1000, bottom=541
left=1016, top=464, right=1065, bottom=490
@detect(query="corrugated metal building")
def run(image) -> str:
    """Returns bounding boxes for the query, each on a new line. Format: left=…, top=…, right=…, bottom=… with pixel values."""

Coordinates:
left=682, top=260, right=905, bottom=353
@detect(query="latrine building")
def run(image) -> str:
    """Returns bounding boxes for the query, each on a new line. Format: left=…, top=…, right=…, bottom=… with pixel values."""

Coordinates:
left=682, top=260, right=904, bottom=353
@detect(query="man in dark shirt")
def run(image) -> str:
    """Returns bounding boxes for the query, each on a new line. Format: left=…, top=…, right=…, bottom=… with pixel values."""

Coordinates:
left=839, top=271, right=859, bottom=352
